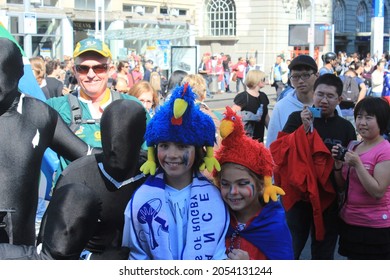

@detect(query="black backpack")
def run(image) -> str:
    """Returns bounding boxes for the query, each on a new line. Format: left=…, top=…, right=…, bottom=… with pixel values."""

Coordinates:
left=341, top=76, right=360, bottom=104
left=67, top=90, right=122, bottom=132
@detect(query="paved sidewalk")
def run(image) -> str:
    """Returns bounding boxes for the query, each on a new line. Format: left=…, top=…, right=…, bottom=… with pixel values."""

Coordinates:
left=204, top=85, right=278, bottom=109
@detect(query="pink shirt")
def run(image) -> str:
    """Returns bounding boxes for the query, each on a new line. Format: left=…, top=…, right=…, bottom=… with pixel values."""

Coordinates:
left=340, top=140, right=390, bottom=228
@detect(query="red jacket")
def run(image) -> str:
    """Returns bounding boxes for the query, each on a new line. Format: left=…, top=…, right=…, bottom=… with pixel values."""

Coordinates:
left=270, top=126, right=336, bottom=240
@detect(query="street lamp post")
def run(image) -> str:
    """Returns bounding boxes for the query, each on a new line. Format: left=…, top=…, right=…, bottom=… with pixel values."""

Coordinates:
left=95, top=0, right=105, bottom=42
left=23, top=0, right=32, bottom=58
left=309, top=0, right=315, bottom=58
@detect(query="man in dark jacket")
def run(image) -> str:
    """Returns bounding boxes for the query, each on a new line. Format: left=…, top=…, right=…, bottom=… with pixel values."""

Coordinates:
left=45, top=60, right=64, bottom=98
left=271, top=74, right=356, bottom=260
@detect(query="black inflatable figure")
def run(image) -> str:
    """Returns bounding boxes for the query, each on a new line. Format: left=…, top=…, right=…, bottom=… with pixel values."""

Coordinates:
left=0, top=183, right=102, bottom=259
left=38, top=99, right=147, bottom=259
left=0, top=38, right=93, bottom=245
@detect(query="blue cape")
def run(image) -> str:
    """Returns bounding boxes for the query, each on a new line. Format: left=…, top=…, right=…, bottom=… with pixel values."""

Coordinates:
left=227, top=201, right=294, bottom=260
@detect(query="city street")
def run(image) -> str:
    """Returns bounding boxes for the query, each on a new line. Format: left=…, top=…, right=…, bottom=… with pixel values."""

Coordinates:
left=205, top=85, right=346, bottom=260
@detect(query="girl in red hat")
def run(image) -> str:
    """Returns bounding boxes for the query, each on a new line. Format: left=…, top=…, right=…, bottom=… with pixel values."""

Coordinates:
left=214, top=107, right=293, bottom=260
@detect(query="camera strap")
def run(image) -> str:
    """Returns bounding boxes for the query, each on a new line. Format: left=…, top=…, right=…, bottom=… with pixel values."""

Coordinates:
left=338, top=140, right=361, bottom=211
left=338, top=167, right=351, bottom=211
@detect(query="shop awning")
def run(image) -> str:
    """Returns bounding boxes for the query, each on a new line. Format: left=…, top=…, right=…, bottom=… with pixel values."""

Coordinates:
left=105, top=21, right=196, bottom=40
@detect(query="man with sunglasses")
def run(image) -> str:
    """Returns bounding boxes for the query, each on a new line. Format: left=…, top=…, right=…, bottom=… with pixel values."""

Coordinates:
left=46, top=37, right=141, bottom=180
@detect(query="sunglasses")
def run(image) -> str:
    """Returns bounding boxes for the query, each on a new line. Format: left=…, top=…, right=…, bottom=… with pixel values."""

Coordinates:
left=75, top=64, right=108, bottom=74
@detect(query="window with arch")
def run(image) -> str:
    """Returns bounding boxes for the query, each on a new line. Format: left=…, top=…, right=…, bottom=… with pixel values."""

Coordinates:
left=356, top=1, right=368, bottom=32
left=206, top=0, right=236, bottom=36
left=296, top=1, right=303, bottom=21
left=333, top=0, right=345, bottom=32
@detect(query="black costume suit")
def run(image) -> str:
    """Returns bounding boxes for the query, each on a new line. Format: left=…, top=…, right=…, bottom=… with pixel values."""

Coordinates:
left=39, top=99, right=147, bottom=259
left=0, top=183, right=102, bottom=260
left=0, top=38, right=91, bottom=246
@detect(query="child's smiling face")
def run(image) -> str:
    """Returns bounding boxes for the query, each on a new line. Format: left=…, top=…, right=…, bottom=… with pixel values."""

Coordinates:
left=157, top=142, right=195, bottom=188
left=219, top=163, right=263, bottom=220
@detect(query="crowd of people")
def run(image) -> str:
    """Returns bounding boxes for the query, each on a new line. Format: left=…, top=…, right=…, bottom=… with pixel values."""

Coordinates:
left=1, top=33, right=390, bottom=261
left=266, top=53, right=390, bottom=260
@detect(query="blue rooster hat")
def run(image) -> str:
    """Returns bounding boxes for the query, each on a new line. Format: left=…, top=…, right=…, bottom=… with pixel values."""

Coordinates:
left=145, top=83, right=216, bottom=147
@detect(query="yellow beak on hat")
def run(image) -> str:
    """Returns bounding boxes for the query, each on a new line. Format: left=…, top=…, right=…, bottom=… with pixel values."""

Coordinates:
left=219, top=119, right=234, bottom=139
left=173, top=98, right=188, bottom=119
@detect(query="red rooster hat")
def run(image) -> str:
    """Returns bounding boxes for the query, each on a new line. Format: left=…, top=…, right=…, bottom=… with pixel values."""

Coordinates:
left=214, top=107, right=285, bottom=202
left=215, top=106, right=274, bottom=176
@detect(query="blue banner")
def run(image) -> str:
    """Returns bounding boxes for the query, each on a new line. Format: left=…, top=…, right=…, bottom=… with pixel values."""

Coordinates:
left=373, top=0, right=384, bottom=17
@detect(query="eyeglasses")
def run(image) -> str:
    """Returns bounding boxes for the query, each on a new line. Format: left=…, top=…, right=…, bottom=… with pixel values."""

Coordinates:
left=75, top=64, right=108, bottom=74
left=314, top=93, right=339, bottom=101
left=289, top=72, right=314, bottom=81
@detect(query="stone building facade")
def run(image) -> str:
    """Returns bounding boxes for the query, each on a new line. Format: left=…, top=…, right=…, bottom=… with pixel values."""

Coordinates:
left=0, top=0, right=388, bottom=72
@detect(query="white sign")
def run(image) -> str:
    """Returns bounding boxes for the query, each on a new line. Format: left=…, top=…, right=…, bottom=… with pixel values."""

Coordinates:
left=24, top=13, right=37, bottom=34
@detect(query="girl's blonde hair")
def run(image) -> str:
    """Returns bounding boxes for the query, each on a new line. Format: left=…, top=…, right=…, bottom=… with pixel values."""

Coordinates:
left=182, top=74, right=207, bottom=101
left=245, top=69, right=265, bottom=89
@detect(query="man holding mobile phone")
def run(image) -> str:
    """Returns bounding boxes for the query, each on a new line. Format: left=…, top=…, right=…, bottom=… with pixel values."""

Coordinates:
left=270, top=74, right=356, bottom=260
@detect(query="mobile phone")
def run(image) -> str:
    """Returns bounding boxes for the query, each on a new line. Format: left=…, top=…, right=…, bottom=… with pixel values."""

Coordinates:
left=308, top=107, right=322, bottom=118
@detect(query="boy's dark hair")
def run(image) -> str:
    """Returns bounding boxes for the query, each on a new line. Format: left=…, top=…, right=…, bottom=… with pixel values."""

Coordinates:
left=46, top=60, right=59, bottom=75
left=313, top=73, right=343, bottom=96
left=193, top=147, right=206, bottom=171
left=354, top=97, right=390, bottom=135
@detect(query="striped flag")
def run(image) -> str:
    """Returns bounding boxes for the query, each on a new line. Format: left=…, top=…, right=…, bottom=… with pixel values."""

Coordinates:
left=383, top=72, right=390, bottom=103
left=0, top=21, right=58, bottom=201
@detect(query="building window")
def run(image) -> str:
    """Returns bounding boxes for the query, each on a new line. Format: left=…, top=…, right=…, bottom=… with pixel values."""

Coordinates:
left=333, top=0, right=345, bottom=33
left=206, top=0, right=236, bottom=36
left=296, top=1, right=303, bottom=21
left=6, top=0, right=23, bottom=3
left=356, top=1, right=367, bottom=32
left=160, top=6, right=169, bottom=15
left=123, top=4, right=155, bottom=15
left=7, top=0, right=58, bottom=5
left=75, top=0, right=96, bottom=10
left=75, top=0, right=110, bottom=10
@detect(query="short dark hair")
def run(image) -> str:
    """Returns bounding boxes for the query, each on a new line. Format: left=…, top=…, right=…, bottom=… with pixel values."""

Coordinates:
left=167, top=70, right=188, bottom=92
left=46, top=60, right=59, bottom=75
left=354, top=97, right=390, bottom=135
left=313, top=73, right=343, bottom=96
